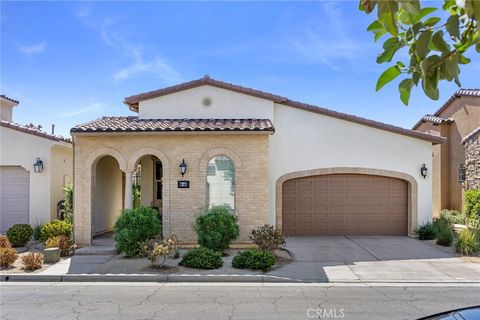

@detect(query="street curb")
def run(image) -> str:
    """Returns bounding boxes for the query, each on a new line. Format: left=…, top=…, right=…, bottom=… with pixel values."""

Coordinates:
left=1, top=273, right=300, bottom=283
left=3, top=273, right=480, bottom=284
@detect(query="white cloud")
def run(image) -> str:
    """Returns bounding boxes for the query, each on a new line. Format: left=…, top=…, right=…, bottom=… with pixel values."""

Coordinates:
left=59, top=102, right=105, bottom=117
left=76, top=7, right=183, bottom=84
left=18, top=42, right=46, bottom=55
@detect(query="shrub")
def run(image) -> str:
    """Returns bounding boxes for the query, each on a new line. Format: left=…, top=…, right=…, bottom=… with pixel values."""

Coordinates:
left=455, top=229, right=479, bottom=255
left=21, top=252, right=43, bottom=271
left=7, top=224, right=33, bottom=247
left=417, top=222, right=436, bottom=240
left=193, top=206, right=239, bottom=252
left=0, top=248, right=18, bottom=267
left=434, top=218, right=454, bottom=246
left=33, top=224, right=43, bottom=241
left=114, top=207, right=162, bottom=257
left=133, top=186, right=141, bottom=209
left=179, top=247, right=223, bottom=269
left=0, top=235, right=12, bottom=248
left=249, top=225, right=285, bottom=252
left=148, top=235, right=177, bottom=268
left=465, top=189, right=480, bottom=219
left=63, top=183, right=73, bottom=223
left=232, top=249, right=276, bottom=272
left=45, top=235, right=72, bottom=257
left=439, top=209, right=466, bottom=225
left=40, top=220, right=72, bottom=242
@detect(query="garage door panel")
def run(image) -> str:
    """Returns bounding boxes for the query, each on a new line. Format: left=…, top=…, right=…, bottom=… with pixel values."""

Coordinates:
left=1, top=167, right=30, bottom=234
left=283, top=174, right=407, bottom=236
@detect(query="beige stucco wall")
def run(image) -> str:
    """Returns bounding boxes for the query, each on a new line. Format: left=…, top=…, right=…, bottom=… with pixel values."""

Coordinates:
left=50, top=145, right=73, bottom=220
left=270, top=103, right=434, bottom=231
left=73, top=133, right=270, bottom=245
left=0, top=105, right=13, bottom=122
left=138, top=85, right=274, bottom=120
left=416, top=96, right=480, bottom=213
left=0, top=126, right=73, bottom=225
left=93, top=156, right=123, bottom=235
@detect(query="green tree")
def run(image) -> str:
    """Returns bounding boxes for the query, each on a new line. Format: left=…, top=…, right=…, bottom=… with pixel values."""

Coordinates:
left=360, top=0, right=479, bottom=105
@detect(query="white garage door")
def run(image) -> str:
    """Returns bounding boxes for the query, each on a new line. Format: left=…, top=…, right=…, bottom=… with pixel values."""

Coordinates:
left=0, top=166, right=30, bottom=234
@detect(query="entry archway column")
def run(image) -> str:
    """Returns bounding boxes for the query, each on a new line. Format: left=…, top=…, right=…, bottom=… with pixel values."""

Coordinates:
left=124, top=170, right=133, bottom=209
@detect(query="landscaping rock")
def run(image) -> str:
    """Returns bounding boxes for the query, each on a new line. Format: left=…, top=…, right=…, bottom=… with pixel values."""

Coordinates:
left=43, top=248, right=60, bottom=264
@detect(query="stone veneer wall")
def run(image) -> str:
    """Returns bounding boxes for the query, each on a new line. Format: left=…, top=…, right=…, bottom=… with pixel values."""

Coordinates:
left=73, top=133, right=270, bottom=245
left=464, top=130, right=480, bottom=190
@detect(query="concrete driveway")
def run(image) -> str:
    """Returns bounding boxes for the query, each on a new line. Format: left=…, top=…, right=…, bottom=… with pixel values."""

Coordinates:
left=268, top=236, right=480, bottom=282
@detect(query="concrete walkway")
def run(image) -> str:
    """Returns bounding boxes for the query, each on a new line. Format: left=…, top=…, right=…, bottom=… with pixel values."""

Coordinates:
left=267, top=236, right=480, bottom=282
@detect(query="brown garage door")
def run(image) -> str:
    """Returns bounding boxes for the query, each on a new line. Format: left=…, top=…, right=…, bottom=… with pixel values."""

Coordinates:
left=282, top=174, right=408, bottom=236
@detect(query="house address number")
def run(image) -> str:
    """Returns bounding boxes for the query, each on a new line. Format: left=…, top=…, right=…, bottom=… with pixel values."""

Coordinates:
left=178, top=180, right=190, bottom=188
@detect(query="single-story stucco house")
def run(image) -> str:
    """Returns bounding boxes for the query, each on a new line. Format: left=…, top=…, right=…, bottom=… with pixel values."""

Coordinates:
left=0, top=95, right=73, bottom=233
left=413, top=89, right=480, bottom=216
left=71, top=76, right=444, bottom=245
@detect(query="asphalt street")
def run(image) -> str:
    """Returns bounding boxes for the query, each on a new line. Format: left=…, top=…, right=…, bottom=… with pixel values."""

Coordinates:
left=1, top=282, right=479, bottom=320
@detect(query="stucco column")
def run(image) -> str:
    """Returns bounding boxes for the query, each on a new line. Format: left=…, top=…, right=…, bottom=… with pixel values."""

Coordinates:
left=124, top=170, right=133, bottom=209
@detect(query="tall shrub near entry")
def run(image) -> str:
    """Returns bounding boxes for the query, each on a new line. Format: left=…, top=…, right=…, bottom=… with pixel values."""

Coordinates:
left=465, top=189, right=480, bottom=219
left=63, top=183, right=73, bottom=223
left=194, top=206, right=239, bottom=252
left=114, top=207, right=161, bottom=257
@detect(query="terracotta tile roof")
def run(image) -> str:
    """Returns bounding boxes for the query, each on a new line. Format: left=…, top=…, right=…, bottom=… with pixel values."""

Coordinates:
left=1, top=120, right=72, bottom=143
left=462, top=126, right=480, bottom=145
left=420, top=115, right=454, bottom=125
left=71, top=117, right=275, bottom=134
left=0, top=95, right=19, bottom=104
left=123, top=76, right=445, bottom=144
left=413, top=88, right=480, bottom=129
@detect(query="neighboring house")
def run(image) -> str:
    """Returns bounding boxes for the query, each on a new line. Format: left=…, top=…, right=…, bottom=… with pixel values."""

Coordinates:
left=71, top=76, right=443, bottom=245
left=0, top=95, right=73, bottom=233
left=413, top=89, right=480, bottom=216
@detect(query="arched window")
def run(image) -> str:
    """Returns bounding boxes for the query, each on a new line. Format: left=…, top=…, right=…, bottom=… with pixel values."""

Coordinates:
left=206, top=155, right=235, bottom=212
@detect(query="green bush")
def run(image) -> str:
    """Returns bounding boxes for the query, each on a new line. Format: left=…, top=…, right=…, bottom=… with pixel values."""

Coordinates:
left=193, top=206, right=239, bottom=252
left=417, top=222, right=436, bottom=240
left=439, top=209, right=466, bottom=225
left=63, top=183, right=73, bottom=223
left=232, top=249, right=276, bottom=272
left=465, top=189, right=480, bottom=219
left=434, top=218, right=454, bottom=246
left=33, top=224, right=43, bottom=241
left=40, top=220, right=72, bottom=242
left=114, top=207, right=162, bottom=257
left=249, top=224, right=285, bottom=252
left=7, top=224, right=33, bottom=247
left=133, top=186, right=141, bottom=209
left=179, top=247, right=223, bottom=269
left=455, top=228, right=479, bottom=255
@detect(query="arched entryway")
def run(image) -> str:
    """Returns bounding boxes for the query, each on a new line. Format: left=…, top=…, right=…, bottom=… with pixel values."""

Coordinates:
left=276, top=168, right=418, bottom=236
left=92, top=155, right=123, bottom=236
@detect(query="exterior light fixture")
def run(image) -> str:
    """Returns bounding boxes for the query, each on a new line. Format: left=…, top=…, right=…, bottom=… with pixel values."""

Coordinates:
left=33, top=157, right=44, bottom=173
left=179, top=159, right=187, bottom=177
left=420, top=163, right=428, bottom=179
left=458, top=164, right=466, bottom=183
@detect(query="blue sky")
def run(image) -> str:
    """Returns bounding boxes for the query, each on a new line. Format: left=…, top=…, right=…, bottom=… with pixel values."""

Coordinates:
left=1, top=1, right=479, bottom=137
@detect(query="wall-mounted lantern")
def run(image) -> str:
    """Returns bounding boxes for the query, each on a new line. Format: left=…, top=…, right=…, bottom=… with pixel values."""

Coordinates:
left=420, top=163, right=428, bottom=179
left=33, top=157, right=44, bottom=173
left=458, top=163, right=466, bottom=183
left=179, top=159, right=187, bottom=177
left=132, top=165, right=142, bottom=186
